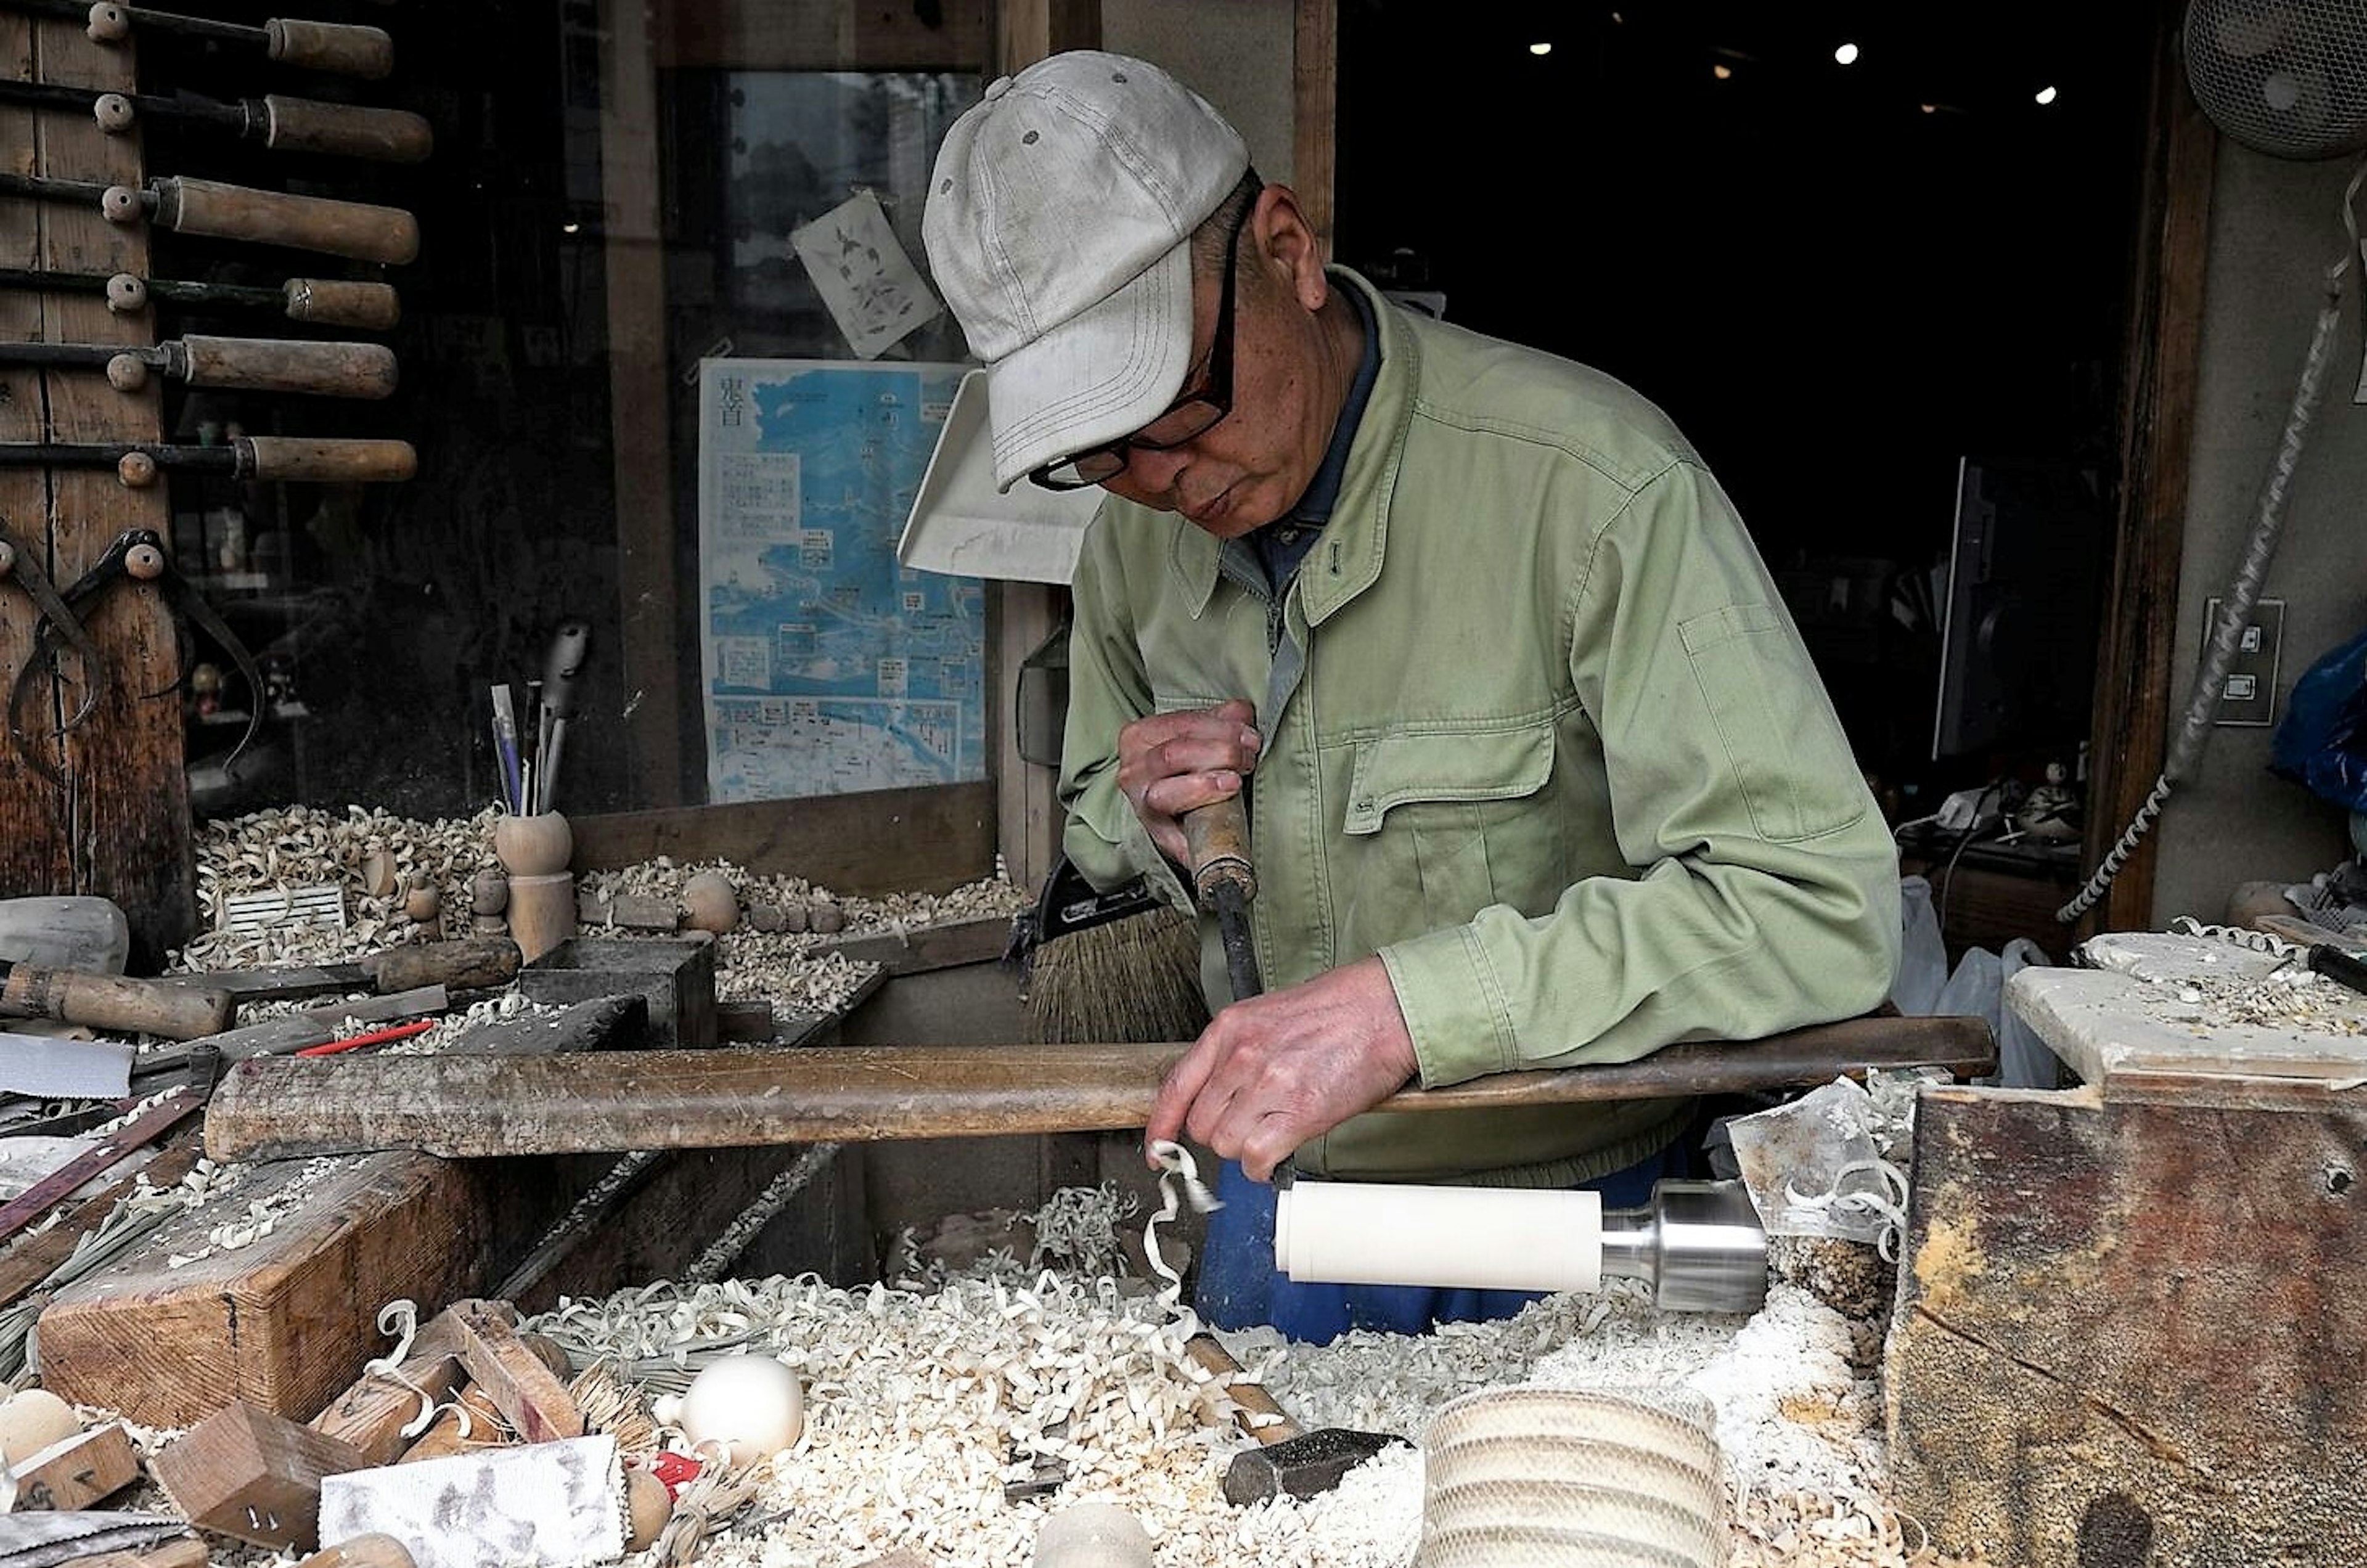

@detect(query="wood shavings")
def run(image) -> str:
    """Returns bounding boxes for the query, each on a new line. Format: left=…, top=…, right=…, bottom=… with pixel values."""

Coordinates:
left=174, top=804, right=499, bottom=970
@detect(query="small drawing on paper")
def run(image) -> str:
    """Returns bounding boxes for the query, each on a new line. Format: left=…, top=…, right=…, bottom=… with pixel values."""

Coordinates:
left=791, top=190, right=944, bottom=359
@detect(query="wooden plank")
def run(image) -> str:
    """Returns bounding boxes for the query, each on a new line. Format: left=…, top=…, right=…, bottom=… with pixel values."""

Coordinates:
left=149, top=1401, right=367, bottom=1551
left=600, top=0, right=684, bottom=807
left=816, top=912, right=1010, bottom=975
left=307, top=1310, right=466, bottom=1466
left=997, top=0, right=1095, bottom=73
left=202, top=1015, right=1997, bottom=1160
left=1293, top=0, right=1336, bottom=254
left=36, top=10, right=189, bottom=966
left=1886, top=1083, right=2366, bottom=1564
left=569, top=782, right=995, bottom=895
left=8, top=1420, right=140, bottom=1510
left=443, top=1298, right=584, bottom=1445
left=0, top=14, right=71, bottom=902
left=2079, top=2, right=2214, bottom=941
left=36, top=1153, right=489, bottom=1426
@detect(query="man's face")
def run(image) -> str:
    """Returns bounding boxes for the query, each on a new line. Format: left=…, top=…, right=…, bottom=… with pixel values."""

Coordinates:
left=1095, top=195, right=1334, bottom=540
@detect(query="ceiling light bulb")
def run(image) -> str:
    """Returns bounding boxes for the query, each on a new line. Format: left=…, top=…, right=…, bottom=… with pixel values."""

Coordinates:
left=2035, top=84, right=2059, bottom=105
left=1530, top=41, right=1551, bottom=55
left=1920, top=104, right=1936, bottom=113
left=562, top=221, right=581, bottom=234
left=1834, top=42, right=1860, bottom=65
left=1713, top=62, right=1733, bottom=80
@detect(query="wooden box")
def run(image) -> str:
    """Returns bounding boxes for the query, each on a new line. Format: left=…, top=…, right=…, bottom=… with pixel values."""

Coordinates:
left=518, top=934, right=716, bottom=1048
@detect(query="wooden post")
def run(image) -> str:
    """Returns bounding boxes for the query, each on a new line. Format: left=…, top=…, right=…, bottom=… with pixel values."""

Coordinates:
left=1886, top=1078, right=2367, bottom=1565
left=0, top=12, right=191, bottom=962
left=2079, top=0, right=2214, bottom=939
left=600, top=0, right=684, bottom=806
left=1293, top=0, right=1337, bottom=256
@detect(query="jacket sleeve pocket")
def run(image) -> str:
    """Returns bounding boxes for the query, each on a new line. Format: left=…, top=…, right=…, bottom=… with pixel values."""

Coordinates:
left=1677, top=602, right=1868, bottom=843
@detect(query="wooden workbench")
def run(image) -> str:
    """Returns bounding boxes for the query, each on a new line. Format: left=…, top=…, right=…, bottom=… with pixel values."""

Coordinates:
left=1885, top=929, right=2367, bottom=1566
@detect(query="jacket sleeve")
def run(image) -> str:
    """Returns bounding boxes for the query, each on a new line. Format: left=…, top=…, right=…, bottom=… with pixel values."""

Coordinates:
left=1055, top=515, right=1196, bottom=912
left=1378, top=459, right=1903, bottom=1086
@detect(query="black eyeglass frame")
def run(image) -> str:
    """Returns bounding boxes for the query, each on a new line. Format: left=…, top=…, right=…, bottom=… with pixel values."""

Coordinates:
left=1026, top=197, right=1251, bottom=492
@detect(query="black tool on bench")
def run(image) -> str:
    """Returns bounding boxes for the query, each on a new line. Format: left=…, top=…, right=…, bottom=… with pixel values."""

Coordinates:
left=7, top=526, right=264, bottom=787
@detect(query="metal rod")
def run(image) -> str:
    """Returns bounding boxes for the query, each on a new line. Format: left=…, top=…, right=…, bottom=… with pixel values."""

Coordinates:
left=0, top=264, right=285, bottom=314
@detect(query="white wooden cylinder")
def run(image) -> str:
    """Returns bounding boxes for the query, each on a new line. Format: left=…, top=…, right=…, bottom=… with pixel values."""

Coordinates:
left=1031, top=1501, right=1153, bottom=1568
left=1274, top=1180, right=1604, bottom=1293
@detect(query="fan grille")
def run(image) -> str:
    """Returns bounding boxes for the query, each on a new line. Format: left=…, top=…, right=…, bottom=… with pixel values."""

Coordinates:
left=2185, top=0, right=2367, bottom=159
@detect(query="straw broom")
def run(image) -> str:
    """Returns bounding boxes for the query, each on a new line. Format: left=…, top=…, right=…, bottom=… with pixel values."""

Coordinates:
left=1015, top=855, right=1210, bottom=1045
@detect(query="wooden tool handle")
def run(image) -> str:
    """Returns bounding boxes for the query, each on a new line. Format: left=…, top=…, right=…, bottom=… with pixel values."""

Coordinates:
left=156, top=176, right=420, bottom=265
left=1185, top=1334, right=1301, bottom=1445
left=367, top=937, right=521, bottom=995
left=240, top=436, right=417, bottom=483
left=266, top=18, right=395, bottom=79
left=258, top=96, right=433, bottom=163
left=1, top=963, right=235, bottom=1041
left=1182, top=793, right=1256, bottom=905
left=282, top=277, right=401, bottom=331
left=174, top=335, right=398, bottom=398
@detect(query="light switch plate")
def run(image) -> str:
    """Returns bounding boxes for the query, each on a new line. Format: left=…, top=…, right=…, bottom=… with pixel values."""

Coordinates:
left=2204, top=596, right=2283, bottom=727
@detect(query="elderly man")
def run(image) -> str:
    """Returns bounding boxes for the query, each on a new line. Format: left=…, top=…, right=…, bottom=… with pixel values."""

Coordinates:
left=922, top=51, right=1900, bottom=1341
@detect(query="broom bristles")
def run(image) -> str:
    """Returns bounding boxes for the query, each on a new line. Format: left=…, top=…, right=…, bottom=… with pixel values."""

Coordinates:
left=1025, top=905, right=1212, bottom=1043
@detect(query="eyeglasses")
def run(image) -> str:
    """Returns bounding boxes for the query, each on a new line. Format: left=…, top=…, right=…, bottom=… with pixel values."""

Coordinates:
left=1028, top=198, right=1249, bottom=492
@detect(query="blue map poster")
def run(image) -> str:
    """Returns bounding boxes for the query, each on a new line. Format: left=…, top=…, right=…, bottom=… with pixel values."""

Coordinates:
left=697, top=359, right=984, bottom=802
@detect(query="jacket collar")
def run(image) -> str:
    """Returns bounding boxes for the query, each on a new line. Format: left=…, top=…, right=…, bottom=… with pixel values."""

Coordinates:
left=1164, top=266, right=1417, bottom=621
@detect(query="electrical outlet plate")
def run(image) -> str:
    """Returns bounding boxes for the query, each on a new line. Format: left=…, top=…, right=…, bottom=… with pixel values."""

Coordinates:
left=2204, top=596, right=2283, bottom=727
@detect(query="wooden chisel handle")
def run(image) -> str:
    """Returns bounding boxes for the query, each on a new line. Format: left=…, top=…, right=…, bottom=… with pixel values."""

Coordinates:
left=1185, top=1334, right=1303, bottom=1444
left=1182, top=793, right=1256, bottom=906
left=129, top=176, right=420, bottom=265
left=173, top=335, right=397, bottom=398
left=240, top=435, right=416, bottom=483
left=0, top=962, right=235, bottom=1041
left=266, top=18, right=395, bottom=78
left=284, top=276, right=401, bottom=330
left=367, top=936, right=520, bottom=994
left=258, top=94, right=433, bottom=163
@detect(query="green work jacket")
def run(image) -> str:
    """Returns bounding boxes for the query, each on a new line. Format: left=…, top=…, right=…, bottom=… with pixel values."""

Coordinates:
left=1060, top=267, right=1902, bottom=1186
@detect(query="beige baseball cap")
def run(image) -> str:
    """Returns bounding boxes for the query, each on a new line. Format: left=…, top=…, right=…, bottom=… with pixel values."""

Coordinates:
left=923, top=51, right=1249, bottom=491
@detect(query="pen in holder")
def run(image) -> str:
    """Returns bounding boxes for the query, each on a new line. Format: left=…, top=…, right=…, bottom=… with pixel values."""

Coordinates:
left=494, top=810, right=574, bottom=963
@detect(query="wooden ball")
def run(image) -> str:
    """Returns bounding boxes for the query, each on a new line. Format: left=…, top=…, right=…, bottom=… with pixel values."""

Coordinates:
left=91, top=92, right=135, bottom=133
left=625, top=1467, right=672, bottom=1551
left=404, top=886, right=442, bottom=923
left=808, top=898, right=844, bottom=935
left=100, top=185, right=143, bottom=224
left=104, top=353, right=147, bottom=391
left=680, top=871, right=738, bottom=934
left=104, top=272, right=147, bottom=313
left=493, top=811, right=572, bottom=876
left=0, top=1389, right=79, bottom=1466
left=115, top=450, right=157, bottom=488
left=85, top=3, right=131, bottom=42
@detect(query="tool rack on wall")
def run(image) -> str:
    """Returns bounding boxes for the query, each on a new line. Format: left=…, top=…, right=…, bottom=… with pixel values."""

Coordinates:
left=0, top=5, right=420, bottom=963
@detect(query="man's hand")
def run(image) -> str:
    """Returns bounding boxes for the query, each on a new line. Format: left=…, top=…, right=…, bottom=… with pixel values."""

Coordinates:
left=1116, top=698, right=1261, bottom=865
left=1145, top=956, right=1419, bottom=1183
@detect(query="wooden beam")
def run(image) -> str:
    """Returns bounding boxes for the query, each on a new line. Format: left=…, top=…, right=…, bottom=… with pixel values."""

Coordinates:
left=600, top=0, right=685, bottom=807
left=1293, top=0, right=1337, bottom=255
left=997, top=0, right=1095, bottom=71
left=201, top=1015, right=1997, bottom=1161
left=1887, top=1082, right=2367, bottom=1562
left=2080, top=0, right=2214, bottom=939
left=659, top=0, right=989, bottom=70
left=36, top=1153, right=488, bottom=1427
left=568, top=781, right=994, bottom=895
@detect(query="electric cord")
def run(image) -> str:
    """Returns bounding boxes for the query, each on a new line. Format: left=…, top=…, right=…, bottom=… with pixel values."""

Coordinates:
left=2058, top=156, right=2367, bottom=926
left=1935, top=779, right=2007, bottom=941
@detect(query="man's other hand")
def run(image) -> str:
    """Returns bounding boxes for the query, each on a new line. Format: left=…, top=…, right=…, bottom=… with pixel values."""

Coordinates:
left=1116, top=698, right=1261, bottom=866
left=1145, top=956, right=1420, bottom=1182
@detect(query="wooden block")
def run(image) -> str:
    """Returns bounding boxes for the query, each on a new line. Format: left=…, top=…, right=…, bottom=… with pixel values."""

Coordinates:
left=148, top=1400, right=367, bottom=1551
left=37, top=1153, right=489, bottom=1426
left=308, top=1311, right=467, bottom=1466
left=445, top=1299, right=584, bottom=1444
left=605, top=894, right=681, bottom=933
left=7, top=1421, right=139, bottom=1510
left=1886, top=1082, right=2367, bottom=1565
left=516, top=936, right=716, bottom=1048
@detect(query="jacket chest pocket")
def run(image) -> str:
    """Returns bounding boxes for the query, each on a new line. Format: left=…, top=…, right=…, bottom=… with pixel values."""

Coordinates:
left=1341, top=718, right=1562, bottom=921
